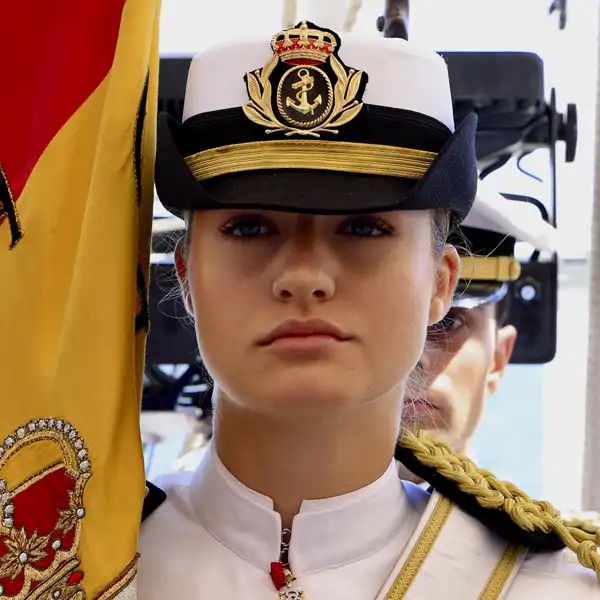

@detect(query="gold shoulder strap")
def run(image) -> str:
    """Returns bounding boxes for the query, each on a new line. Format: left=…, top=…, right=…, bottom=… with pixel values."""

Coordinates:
left=398, top=430, right=600, bottom=581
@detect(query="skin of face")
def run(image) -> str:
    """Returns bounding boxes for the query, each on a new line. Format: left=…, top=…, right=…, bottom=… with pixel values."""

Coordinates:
left=404, top=304, right=517, bottom=454
left=178, top=209, right=459, bottom=422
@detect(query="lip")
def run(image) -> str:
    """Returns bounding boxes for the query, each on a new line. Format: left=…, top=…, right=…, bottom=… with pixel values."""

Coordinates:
left=258, top=318, right=352, bottom=347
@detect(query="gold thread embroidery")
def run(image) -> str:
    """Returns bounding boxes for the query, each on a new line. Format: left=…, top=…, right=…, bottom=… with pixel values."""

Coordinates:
left=460, top=256, right=522, bottom=282
left=0, top=528, right=51, bottom=579
left=24, top=558, right=83, bottom=600
left=0, top=473, right=86, bottom=600
left=185, top=140, right=436, bottom=182
left=276, top=66, right=334, bottom=128
left=270, top=21, right=338, bottom=65
left=94, top=554, right=139, bottom=600
left=0, top=419, right=91, bottom=600
left=0, top=428, right=86, bottom=478
left=243, top=21, right=366, bottom=137
left=9, top=462, right=63, bottom=496
left=383, top=496, right=454, bottom=600
left=478, top=544, right=523, bottom=600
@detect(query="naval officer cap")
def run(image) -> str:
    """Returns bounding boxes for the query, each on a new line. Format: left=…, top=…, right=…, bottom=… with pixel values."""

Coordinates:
left=452, top=179, right=559, bottom=309
left=156, top=21, right=478, bottom=220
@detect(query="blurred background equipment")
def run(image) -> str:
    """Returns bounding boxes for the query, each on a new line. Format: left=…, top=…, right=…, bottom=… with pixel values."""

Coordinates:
left=548, top=0, right=568, bottom=30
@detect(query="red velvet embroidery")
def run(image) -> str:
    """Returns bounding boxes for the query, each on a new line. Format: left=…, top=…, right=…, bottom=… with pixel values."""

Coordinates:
left=0, top=421, right=90, bottom=598
left=0, top=466, right=79, bottom=596
left=270, top=561, right=287, bottom=590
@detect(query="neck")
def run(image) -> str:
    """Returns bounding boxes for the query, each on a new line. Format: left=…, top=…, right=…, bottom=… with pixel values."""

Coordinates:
left=213, top=392, right=402, bottom=529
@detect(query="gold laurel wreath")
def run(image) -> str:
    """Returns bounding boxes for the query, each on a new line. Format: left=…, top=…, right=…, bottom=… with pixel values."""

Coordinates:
left=242, top=54, right=365, bottom=137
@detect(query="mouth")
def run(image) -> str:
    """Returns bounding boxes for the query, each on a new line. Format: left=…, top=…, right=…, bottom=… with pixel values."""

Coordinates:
left=258, top=318, right=352, bottom=348
left=258, top=319, right=351, bottom=346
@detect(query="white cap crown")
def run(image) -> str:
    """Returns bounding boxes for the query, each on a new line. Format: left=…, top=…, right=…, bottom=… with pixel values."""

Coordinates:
left=465, top=179, right=559, bottom=253
left=183, top=23, right=454, bottom=131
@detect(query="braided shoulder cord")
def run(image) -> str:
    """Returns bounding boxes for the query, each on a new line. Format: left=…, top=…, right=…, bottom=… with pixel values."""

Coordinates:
left=399, top=429, right=600, bottom=581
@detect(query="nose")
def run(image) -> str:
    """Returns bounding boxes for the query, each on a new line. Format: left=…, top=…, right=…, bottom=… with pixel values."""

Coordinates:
left=271, top=217, right=337, bottom=304
left=272, top=266, right=335, bottom=304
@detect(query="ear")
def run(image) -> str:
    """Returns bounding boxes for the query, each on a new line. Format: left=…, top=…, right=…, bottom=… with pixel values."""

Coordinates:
left=174, top=240, right=194, bottom=315
left=428, top=244, right=461, bottom=326
left=486, top=324, right=517, bottom=395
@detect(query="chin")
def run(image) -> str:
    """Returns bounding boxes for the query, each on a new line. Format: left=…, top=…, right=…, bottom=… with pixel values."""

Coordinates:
left=272, top=365, right=369, bottom=415
left=230, top=360, right=372, bottom=418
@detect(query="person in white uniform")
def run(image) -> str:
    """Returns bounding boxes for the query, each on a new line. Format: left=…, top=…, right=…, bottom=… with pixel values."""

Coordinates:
left=139, top=19, right=600, bottom=600
left=400, top=193, right=555, bottom=471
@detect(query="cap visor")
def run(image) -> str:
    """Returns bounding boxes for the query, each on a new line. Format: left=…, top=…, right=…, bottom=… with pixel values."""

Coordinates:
left=155, top=111, right=478, bottom=219
left=452, top=282, right=508, bottom=309
left=201, top=169, right=419, bottom=214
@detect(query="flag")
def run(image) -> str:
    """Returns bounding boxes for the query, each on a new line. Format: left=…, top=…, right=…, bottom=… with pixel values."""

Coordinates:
left=0, top=0, right=160, bottom=597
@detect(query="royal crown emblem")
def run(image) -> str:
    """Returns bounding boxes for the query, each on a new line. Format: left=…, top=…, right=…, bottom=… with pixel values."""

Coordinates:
left=0, top=418, right=91, bottom=600
left=242, top=21, right=368, bottom=137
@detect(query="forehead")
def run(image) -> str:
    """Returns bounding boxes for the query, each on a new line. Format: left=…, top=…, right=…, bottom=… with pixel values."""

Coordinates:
left=189, top=208, right=433, bottom=225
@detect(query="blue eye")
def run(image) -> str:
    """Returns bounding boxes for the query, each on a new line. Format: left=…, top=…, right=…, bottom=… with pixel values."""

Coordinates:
left=429, top=313, right=465, bottom=337
left=220, top=218, right=274, bottom=238
left=340, top=216, right=396, bottom=238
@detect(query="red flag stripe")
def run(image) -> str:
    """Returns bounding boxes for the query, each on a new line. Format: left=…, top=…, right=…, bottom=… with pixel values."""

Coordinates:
left=0, top=0, right=127, bottom=200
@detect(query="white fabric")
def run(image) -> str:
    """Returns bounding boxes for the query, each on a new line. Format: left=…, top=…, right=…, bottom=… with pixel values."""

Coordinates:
left=137, top=447, right=600, bottom=599
left=137, top=446, right=427, bottom=600
left=375, top=491, right=526, bottom=600
left=182, top=33, right=454, bottom=130
left=465, top=178, right=560, bottom=253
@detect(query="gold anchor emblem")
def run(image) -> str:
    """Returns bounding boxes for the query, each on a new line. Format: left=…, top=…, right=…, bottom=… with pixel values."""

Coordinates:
left=242, top=21, right=367, bottom=136
left=286, top=68, right=322, bottom=116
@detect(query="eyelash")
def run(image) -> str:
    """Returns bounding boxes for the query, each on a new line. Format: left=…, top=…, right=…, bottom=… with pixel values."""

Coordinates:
left=219, top=215, right=397, bottom=239
left=428, top=314, right=466, bottom=337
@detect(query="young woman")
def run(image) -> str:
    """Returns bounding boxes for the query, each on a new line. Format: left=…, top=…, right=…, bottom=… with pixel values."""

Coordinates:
left=138, top=19, right=600, bottom=600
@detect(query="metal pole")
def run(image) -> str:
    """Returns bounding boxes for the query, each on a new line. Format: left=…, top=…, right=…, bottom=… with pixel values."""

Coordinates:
left=582, top=0, right=600, bottom=510
left=376, top=0, right=410, bottom=40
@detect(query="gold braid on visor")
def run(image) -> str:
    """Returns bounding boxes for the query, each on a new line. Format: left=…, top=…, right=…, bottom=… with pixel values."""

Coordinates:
left=460, top=256, right=522, bottom=282
left=184, top=140, right=437, bottom=181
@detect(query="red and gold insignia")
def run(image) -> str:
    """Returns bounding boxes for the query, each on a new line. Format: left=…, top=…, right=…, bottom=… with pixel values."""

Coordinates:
left=0, top=418, right=91, bottom=599
left=243, top=21, right=368, bottom=137
left=270, top=563, right=307, bottom=600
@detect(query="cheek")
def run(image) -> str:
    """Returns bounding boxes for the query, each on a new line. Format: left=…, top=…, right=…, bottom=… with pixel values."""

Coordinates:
left=359, top=252, right=434, bottom=372
left=433, top=340, right=491, bottom=403
left=186, top=255, right=255, bottom=373
left=382, top=252, right=433, bottom=321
